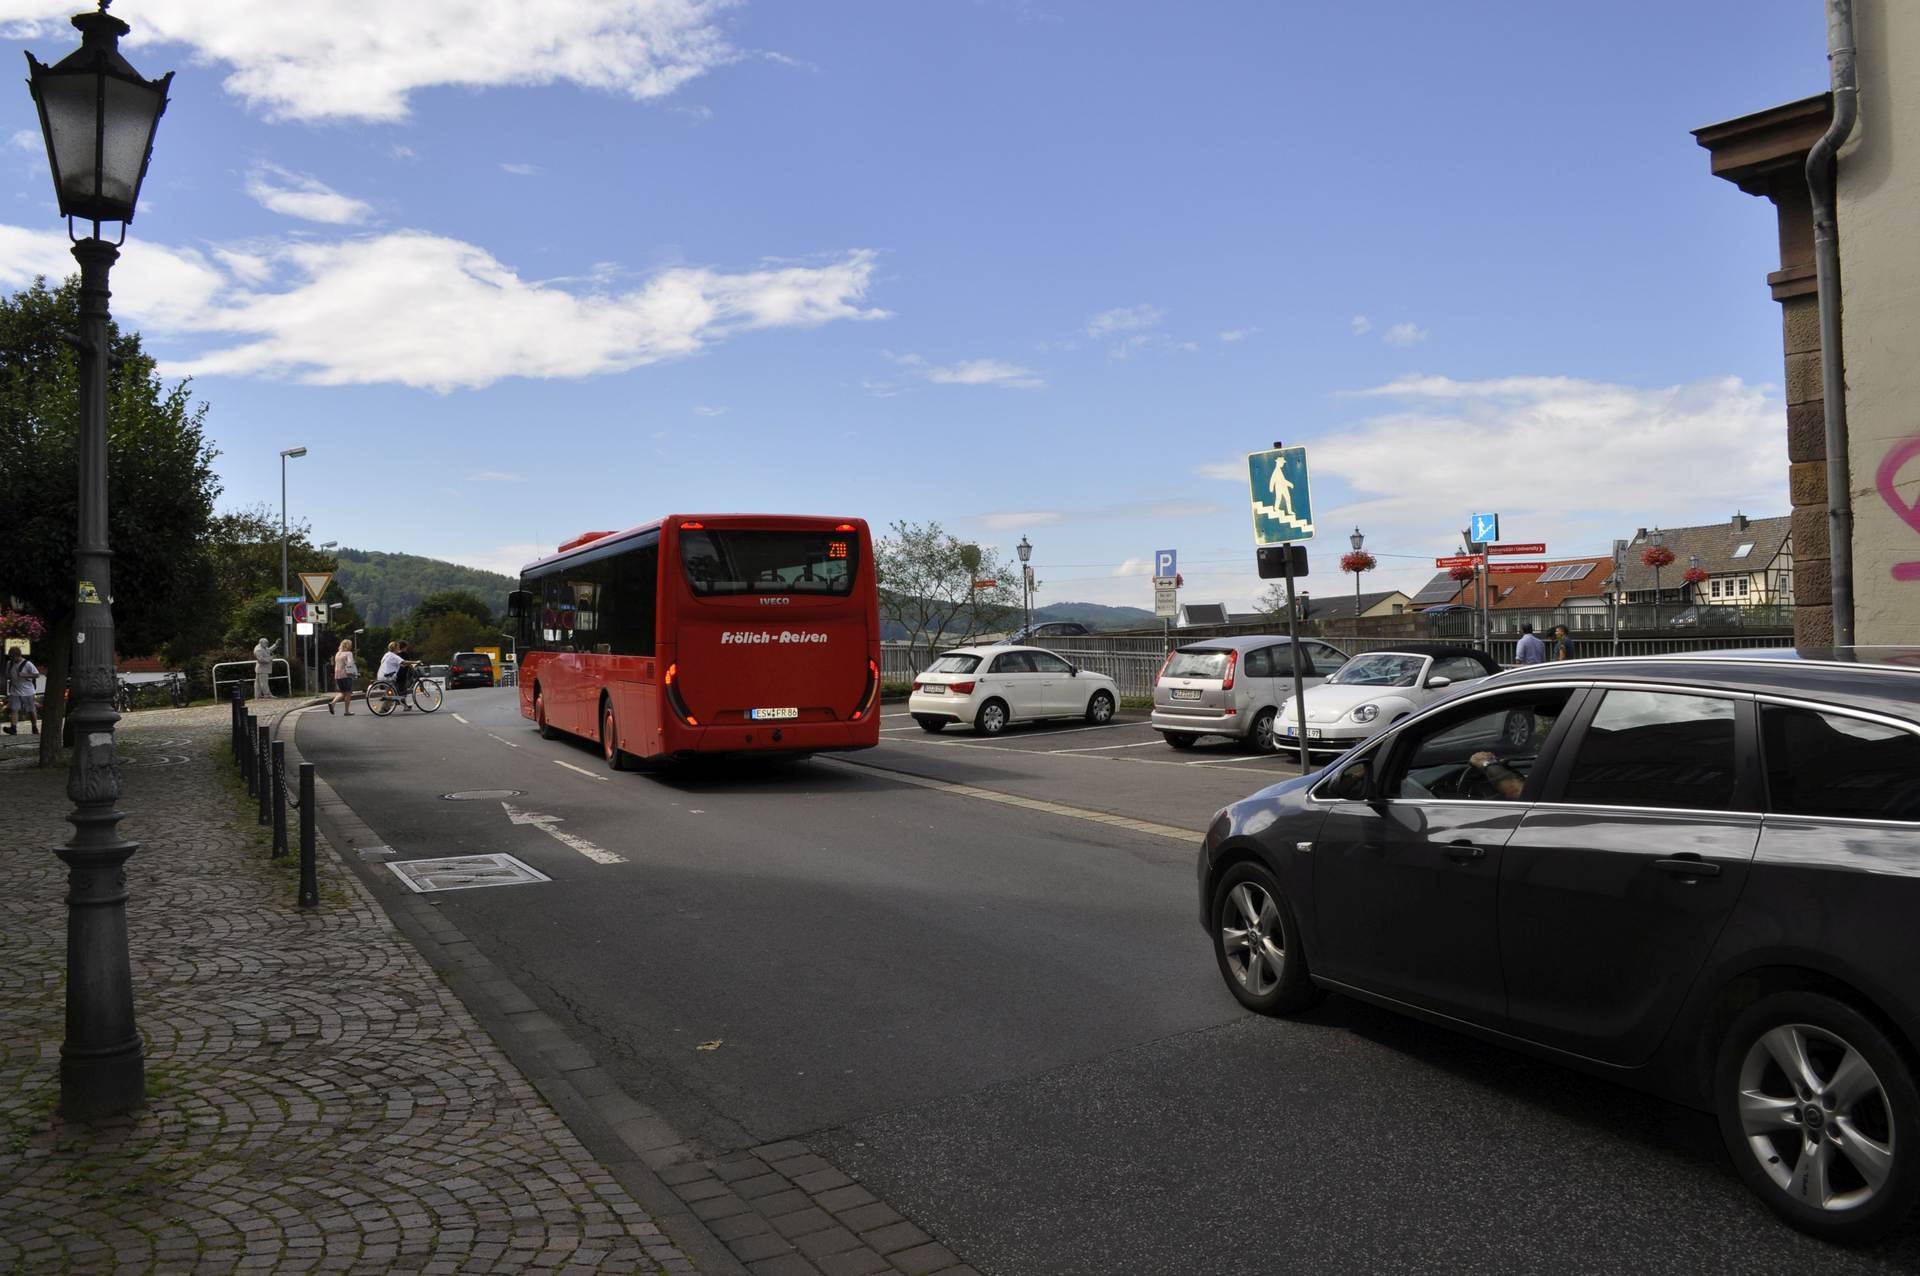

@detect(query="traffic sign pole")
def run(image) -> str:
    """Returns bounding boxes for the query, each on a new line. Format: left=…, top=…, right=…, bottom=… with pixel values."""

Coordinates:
left=1270, top=442, right=1310, bottom=771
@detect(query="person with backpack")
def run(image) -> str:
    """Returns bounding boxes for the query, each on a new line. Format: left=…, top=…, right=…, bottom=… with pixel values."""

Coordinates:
left=4, top=648, right=40, bottom=734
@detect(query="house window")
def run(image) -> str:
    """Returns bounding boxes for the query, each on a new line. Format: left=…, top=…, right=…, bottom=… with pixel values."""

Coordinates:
left=1711, top=579, right=1722, bottom=598
left=1733, top=542, right=1754, bottom=559
left=1738, top=578, right=1749, bottom=596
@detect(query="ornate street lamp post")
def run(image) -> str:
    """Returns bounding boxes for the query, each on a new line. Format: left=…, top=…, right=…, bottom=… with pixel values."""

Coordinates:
left=1648, top=527, right=1668, bottom=629
left=25, top=0, right=172, bottom=1120
left=280, top=446, right=306, bottom=691
left=1349, top=527, right=1365, bottom=618
left=1015, top=536, right=1033, bottom=638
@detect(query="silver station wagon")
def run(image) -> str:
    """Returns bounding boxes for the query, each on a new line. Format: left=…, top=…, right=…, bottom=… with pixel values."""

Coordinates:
left=1150, top=636, right=1348, bottom=752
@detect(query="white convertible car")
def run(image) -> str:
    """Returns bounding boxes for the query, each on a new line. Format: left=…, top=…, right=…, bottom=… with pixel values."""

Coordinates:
left=1275, top=644, right=1500, bottom=755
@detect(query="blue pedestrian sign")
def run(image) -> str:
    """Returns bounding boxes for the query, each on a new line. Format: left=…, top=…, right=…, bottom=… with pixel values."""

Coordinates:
left=1154, top=548, right=1178, bottom=580
left=1470, top=512, right=1500, bottom=545
left=1247, top=447, right=1314, bottom=545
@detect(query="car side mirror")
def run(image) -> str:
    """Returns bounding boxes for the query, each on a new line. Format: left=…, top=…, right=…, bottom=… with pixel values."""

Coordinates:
left=1068, top=665, right=1079, bottom=676
left=1330, top=757, right=1373, bottom=800
left=1426, top=675, right=1452, bottom=689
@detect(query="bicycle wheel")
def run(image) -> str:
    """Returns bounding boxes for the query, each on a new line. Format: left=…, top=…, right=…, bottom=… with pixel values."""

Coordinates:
left=411, top=678, right=444, bottom=713
left=367, top=681, right=398, bottom=716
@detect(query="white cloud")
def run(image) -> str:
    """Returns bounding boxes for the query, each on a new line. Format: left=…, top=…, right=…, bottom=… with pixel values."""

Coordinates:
left=978, top=511, right=1063, bottom=531
left=1382, top=321, right=1428, bottom=347
left=1196, top=373, right=1787, bottom=593
left=1111, top=557, right=1151, bottom=578
left=0, top=222, right=885, bottom=391
left=467, top=470, right=525, bottom=481
left=245, top=164, right=373, bottom=225
left=499, top=162, right=540, bottom=176
left=889, top=352, right=1043, bottom=389
left=1086, top=304, right=1162, bottom=337
left=1218, top=329, right=1251, bottom=343
left=0, top=0, right=740, bottom=123
left=671, top=104, right=714, bottom=123
left=1350, top=314, right=1372, bottom=336
left=693, top=404, right=726, bottom=416
left=8, top=129, right=38, bottom=152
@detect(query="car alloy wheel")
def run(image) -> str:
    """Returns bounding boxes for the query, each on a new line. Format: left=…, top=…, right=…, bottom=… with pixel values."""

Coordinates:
left=976, top=700, right=1008, bottom=735
left=1247, top=708, right=1277, bottom=753
left=1209, top=862, right=1320, bottom=1015
left=1716, top=991, right=1918, bottom=1242
left=1086, top=690, right=1114, bottom=724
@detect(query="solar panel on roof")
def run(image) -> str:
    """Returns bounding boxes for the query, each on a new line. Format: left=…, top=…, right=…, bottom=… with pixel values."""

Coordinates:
left=1180, top=603, right=1228, bottom=626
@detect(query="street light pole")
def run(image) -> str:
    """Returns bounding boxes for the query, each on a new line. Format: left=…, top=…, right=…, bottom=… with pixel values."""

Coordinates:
left=279, top=446, right=307, bottom=693
left=1016, top=535, right=1033, bottom=637
left=26, top=0, right=173, bottom=1121
left=1650, top=527, right=1665, bottom=630
left=1349, top=526, right=1365, bottom=621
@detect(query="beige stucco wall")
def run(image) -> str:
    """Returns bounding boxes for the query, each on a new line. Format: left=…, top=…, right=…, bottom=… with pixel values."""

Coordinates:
left=1838, top=0, right=1920, bottom=642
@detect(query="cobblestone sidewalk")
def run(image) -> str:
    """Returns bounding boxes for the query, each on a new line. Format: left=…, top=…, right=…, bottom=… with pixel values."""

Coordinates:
left=0, top=705, right=695, bottom=1275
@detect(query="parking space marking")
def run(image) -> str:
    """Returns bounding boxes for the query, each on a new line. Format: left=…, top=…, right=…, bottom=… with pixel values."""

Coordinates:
left=1048, top=740, right=1167, bottom=754
left=825, top=758, right=1197, bottom=843
left=1186, top=753, right=1302, bottom=767
left=553, top=759, right=610, bottom=782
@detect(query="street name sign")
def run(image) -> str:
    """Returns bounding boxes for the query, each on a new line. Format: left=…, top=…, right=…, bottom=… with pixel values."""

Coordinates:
left=275, top=594, right=302, bottom=605
left=1470, top=513, right=1500, bottom=545
left=1247, top=447, right=1313, bottom=545
left=1487, top=561, right=1550, bottom=575
left=1487, top=543, right=1546, bottom=556
left=1435, top=555, right=1484, bottom=568
left=298, top=571, right=333, bottom=602
left=1154, top=578, right=1178, bottom=618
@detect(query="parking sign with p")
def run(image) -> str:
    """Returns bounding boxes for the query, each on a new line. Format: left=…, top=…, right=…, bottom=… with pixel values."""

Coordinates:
left=1154, top=548, right=1177, bottom=580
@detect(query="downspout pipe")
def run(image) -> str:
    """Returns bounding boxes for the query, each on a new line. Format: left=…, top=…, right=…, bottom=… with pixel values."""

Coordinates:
left=1807, top=0, right=1858, bottom=647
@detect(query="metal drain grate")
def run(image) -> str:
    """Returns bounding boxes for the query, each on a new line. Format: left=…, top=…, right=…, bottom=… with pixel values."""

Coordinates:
left=386, top=853, right=550, bottom=893
left=442, top=789, right=525, bottom=800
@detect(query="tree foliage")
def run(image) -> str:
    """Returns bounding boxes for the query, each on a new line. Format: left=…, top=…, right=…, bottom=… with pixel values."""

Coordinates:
left=412, top=588, right=493, bottom=629
left=873, top=520, right=1022, bottom=650
left=0, top=275, right=220, bottom=763
left=332, top=549, right=514, bottom=627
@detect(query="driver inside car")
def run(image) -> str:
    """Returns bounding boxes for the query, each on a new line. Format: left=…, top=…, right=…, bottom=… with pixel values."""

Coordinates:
left=1468, top=750, right=1526, bottom=798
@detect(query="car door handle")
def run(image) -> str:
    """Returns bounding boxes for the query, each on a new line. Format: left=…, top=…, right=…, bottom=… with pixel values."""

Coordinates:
left=1443, top=840, right=1485, bottom=862
left=1654, top=857, right=1722, bottom=880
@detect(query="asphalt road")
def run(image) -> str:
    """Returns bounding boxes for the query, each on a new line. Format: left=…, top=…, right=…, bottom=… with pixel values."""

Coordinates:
left=299, top=688, right=1920, bottom=1274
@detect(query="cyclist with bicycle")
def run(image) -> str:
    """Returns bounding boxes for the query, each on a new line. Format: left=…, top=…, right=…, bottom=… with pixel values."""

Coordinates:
left=375, top=641, right=416, bottom=712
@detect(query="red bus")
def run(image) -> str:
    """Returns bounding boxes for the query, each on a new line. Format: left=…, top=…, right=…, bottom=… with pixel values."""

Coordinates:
left=507, top=515, right=882, bottom=766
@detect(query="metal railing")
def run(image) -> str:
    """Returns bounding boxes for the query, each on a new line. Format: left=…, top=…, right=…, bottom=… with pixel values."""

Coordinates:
left=212, top=658, right=291, bottom=702
left=230, top=693, right=319, bottom=908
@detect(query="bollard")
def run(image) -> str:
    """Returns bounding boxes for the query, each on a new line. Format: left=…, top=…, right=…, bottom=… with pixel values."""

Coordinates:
left=231, top=697, right=241, bottom=760
left=257, top=724, right=271, bottom=826
left=244, top=713, right=257, bottom=793
left=271, top=741, right=287, bottom=858
left=298, top=763, right=318, bottom=909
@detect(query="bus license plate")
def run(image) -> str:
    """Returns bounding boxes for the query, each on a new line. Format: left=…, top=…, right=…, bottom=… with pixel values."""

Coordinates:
left=751, top=707, right=799, bottom=720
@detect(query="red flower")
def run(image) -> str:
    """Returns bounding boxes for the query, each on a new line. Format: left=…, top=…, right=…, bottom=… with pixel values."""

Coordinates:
left=1682, top=566, right=1709, bottom=585
left=1448, top=564, right=1476, bottom=583
left=1642, top=545, right=1676, bottom=569
left=1341, top=551, right=1377, bottom=574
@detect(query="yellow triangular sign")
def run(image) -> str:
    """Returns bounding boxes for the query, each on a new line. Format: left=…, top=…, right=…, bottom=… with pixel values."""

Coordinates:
left=298, top=571, right=333, bottom=602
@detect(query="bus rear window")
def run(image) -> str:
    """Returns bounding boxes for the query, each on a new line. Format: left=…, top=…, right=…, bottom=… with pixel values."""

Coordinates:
left=681, top=529, right=857, bottom=596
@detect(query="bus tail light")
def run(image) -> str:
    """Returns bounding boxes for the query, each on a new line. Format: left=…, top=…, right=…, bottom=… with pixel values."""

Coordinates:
left=679, top=520, right=705, bottom=529
left=949, top=681, right=976, bottom=694
left=664, top=662, right=698, bottom=726
left=835, top=523, right=856, bottom=532
left=1221, top=650, right=1238, bottom=691
left=850, top=658, right=879, bottom=721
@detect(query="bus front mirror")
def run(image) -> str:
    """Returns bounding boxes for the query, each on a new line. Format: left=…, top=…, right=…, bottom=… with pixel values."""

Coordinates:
left=507, top=590, right=532, bottom=618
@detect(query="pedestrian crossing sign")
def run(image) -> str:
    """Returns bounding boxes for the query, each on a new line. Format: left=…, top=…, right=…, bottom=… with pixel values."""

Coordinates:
left=1247, top=446, right=1313, bottom=545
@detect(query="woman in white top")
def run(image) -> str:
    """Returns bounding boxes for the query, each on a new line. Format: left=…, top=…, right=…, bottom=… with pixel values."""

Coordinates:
left=329, top=639, right=358, bottom=715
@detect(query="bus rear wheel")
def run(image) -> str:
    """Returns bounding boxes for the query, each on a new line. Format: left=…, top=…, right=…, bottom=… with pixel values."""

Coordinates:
left=534, top=689, right=557, bottom=740
left=601, top=703, right=633, bottom=772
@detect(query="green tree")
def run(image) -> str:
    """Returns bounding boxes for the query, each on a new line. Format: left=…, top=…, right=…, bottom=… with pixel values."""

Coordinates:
left=412, top=612, right=490, bottom=664
left=0, top=276, right=220, bottom=765
left=874, top=520, right=1021, bottom=651
left=412, top=588, right=493, bottom=629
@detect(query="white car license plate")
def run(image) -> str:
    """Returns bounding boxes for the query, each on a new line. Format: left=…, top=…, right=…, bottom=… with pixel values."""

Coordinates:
left=1171, top=688, right=1201, bottom=700
left=751, top=707, right=799, bottom=720
left=1308, top=728, right=1323, bottom=740
left=920, top=685, right=945, bottom=694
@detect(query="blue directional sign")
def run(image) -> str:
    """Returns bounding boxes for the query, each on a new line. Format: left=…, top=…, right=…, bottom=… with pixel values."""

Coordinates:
left=1247, top=447, right=1314, bottom=545
left=275, top=595, right=303, bottom=605
left=1154, top=548, right=1178, bottom=580
left=1470, top=512, right=1500, bottom=545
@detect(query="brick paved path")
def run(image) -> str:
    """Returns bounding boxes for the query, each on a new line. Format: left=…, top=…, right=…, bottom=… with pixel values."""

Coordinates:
left=0, top=705, right=694, bottom=1275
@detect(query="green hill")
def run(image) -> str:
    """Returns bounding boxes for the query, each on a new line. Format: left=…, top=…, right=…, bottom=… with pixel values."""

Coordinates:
left=333, top=549, right=516, bottom=627
left=1032, top=602, right=1156, bottom=629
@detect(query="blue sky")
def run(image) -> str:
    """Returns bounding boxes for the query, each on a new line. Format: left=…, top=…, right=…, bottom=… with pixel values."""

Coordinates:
left=0, top=1, right=1827, bottom=608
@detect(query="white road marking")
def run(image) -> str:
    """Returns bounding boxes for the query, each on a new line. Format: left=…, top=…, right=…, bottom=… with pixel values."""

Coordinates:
left=486, top=733, right=521, bottom=749
left=1186, top=753, right=1300, bottom=766
left=881, top=711, right=914, bottom=720
left=878, top=725, right=924, bottom=733
left=823, top=760, right=1197, bottom=842
left=452, top=713, right=469, bottom=724
left=1048, top=740, right=1167, bottom=754
left=501, top=801, right=625, bottom=864
left=553, top=759, right=609, bottom=782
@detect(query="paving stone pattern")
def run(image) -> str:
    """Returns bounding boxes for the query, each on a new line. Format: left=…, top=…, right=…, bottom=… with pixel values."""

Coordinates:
left=0, top=705, right=692, bottom=1275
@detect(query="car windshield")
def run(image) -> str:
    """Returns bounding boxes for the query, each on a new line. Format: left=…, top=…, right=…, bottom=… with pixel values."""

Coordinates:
left=1327, top=653, right=1424, bottom=687
left=926, top=653, right=981, bottom=674
left=1165, top=650, right=1230, bottom=679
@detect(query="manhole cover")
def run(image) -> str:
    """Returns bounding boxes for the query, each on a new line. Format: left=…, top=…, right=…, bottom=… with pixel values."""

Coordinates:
left=442, top=789, right=524, bottom=800
left=386, top=853, right=550, bottom=893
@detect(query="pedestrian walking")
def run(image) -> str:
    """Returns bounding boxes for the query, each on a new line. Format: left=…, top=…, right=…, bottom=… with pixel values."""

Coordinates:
left=1514, top=622, right=1546, bottom=665
left=1550, top=624, right=1573, bottom=662
left=329, top=639, right=357, bottom=715
left=4, top=648, right=39, bottom=735
left=252, top=636, right=277, bottom=699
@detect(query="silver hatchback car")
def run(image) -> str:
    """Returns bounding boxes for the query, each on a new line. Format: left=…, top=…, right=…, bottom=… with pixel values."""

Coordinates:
left=1150, top=636, right=1348, bottom=752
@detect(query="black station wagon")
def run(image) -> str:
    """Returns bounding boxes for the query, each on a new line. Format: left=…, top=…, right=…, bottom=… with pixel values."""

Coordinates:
left=1197, top=652, right=1920, bottom=1242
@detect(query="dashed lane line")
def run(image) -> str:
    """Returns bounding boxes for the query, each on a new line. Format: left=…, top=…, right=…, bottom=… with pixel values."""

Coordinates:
left=553, top=759, right=610, bottom=782
left=824, top=757, right=1199, bottom=844
left=452, top=713, right=469, bottom=724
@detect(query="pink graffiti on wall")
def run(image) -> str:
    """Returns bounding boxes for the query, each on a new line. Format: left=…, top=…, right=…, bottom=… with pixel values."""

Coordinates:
left=1877, top=437, right=1920, bottom=581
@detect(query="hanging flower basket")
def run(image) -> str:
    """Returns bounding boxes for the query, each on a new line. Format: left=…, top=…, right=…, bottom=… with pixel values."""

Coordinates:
left=0, top=610, right=45, bottom=641
left=1682, top=566, right=1709, bottom=585
left=1448, top=565, right=1476, bottom=583
left=1341, top=551, right=1377, bottom=574
left=1641, top=545, right=1675, bottom=569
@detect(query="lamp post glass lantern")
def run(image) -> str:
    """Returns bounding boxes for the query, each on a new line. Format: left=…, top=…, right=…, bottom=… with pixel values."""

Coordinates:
left=24, top=0, right=171, bottom=1121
